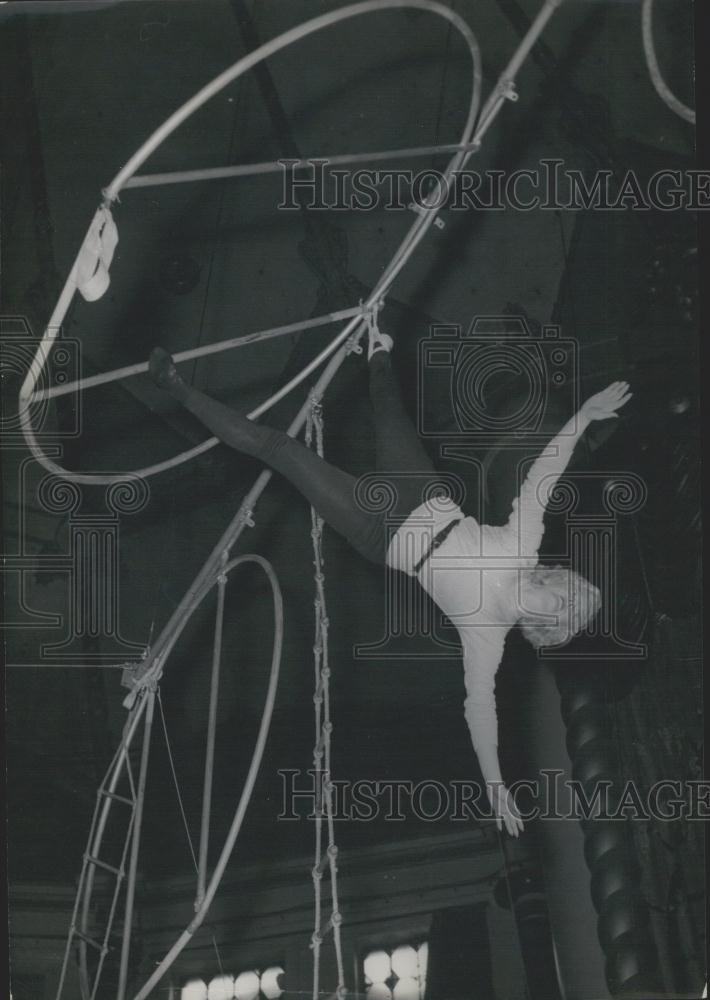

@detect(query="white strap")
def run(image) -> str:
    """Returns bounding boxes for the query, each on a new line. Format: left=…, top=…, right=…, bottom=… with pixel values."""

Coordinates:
left=77, top=206, right=119, bottom=302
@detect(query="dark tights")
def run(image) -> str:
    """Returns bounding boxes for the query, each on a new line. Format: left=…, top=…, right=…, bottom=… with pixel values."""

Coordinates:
left=171, top=352, right=439, bottom=564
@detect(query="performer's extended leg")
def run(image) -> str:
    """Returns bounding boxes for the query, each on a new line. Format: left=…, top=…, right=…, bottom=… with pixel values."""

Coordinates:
left=366, top=346, right=446, bottom=524
left=149, top=349, right=385, bottom=563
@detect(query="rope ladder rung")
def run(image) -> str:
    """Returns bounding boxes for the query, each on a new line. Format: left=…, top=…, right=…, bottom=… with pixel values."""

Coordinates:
left=313, top=845, right=339, bottom=878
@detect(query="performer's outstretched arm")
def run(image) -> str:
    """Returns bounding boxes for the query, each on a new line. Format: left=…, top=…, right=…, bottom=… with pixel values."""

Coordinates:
left=461, top=629, right=524, bottom=837
left=509, top=381, right=632, bottom=556
left=463, top=382, right=632, bottom=836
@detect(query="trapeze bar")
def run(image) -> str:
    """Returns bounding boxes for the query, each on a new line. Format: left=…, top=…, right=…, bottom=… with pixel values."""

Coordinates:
left=30, top=306, right=363, bottom=403
left=124, top=139, right=485, bottom=190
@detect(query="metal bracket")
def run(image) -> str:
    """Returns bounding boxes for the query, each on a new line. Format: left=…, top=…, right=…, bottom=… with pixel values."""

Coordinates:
left=239, top=506, right=255, bottom=528
left=495, top=77, right=519, bottom=103
left=120, top=649, right=164, bottom=707
left=408, top=202, right=445, bottom=229
left=307, top=388, right=324, bottom=412
left=345, top=330, right=364, bottom=355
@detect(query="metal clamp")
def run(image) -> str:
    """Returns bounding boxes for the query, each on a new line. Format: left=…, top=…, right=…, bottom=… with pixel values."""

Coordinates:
left=408, top=201, right=445, bottom=229
left=345, top=330, right=364, bottom=355
left=495, top=77, right=519, bottom=102
left=239, top=506, right=255, bottom=528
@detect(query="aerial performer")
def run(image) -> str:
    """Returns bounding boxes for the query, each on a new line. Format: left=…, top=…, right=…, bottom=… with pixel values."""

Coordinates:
left=148, top=320, right=631, bottom=838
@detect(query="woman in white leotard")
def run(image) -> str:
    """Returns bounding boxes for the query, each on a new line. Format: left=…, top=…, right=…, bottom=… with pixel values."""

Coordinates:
left=149, top=324, right=631, bottom=836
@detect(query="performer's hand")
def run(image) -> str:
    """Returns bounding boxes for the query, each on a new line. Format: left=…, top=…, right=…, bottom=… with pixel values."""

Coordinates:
left=487, top=783, right=524, bottom=837
left=581, top=381, right=632, bottom=422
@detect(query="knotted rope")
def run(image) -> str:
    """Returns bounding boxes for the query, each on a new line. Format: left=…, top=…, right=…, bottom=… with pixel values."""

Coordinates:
left=306, top=395, right=347, bottom=1000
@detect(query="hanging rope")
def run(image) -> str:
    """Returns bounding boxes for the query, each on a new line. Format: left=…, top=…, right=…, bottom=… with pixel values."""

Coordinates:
left=306, top=395, right=347, bottom=1000
left=641, top=0, right=695, bottom=125
left=157, top=688, right=225, bottom=975
left=157, top=688, right=199, bottom=872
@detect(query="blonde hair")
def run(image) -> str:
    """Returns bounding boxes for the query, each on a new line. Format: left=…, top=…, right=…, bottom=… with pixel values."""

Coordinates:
left=518, top=565, right=602, bottom=649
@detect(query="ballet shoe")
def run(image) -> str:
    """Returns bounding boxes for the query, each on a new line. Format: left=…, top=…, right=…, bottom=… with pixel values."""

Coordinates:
left=149, top=347, right=185, bottom=394
left=367, top=328, right=394, bottom=362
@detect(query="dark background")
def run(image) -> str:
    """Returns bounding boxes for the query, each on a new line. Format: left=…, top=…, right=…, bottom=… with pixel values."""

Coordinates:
left=0, top=0, right=705, bottom=995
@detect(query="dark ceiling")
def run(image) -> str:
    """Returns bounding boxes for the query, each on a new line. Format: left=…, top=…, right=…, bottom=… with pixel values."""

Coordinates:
left=1, top=0, right=698, bottom=888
